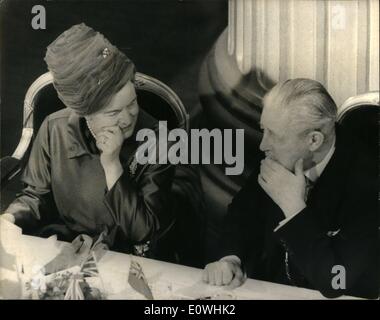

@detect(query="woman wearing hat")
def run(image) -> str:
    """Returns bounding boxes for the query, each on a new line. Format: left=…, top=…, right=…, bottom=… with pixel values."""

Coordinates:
left=2, top=24, right=175, bottom=258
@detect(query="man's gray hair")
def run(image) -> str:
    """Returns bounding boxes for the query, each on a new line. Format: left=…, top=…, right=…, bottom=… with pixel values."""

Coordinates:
left=263, top=78, right=337, bottom=135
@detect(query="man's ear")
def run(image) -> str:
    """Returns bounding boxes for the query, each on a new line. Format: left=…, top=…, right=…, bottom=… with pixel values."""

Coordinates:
left=308, top=131, right=324, bottom=152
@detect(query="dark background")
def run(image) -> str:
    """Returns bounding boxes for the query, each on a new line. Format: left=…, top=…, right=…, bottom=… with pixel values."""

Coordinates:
left=0, top=0, right=228, bottom=159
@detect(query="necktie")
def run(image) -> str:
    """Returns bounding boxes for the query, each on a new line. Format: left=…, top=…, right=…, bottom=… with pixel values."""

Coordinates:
left=304, top=176, right=314, bottom=202
left=285, top=176, right=315, bottom=285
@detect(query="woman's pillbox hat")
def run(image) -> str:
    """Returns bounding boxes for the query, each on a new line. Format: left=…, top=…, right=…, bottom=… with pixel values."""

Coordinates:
left=44, top=23, right=135, bottom=115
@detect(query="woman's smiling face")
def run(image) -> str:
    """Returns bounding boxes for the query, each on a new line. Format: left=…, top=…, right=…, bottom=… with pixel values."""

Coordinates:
left=85, top=80, right=139, bottom=139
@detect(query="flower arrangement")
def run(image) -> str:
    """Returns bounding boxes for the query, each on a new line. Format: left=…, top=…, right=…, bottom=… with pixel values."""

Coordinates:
left=24, top=233, right=108, bottom=301
left=25, top=266, right=106, bottom=300
left=24, top=265, right=105, bottom=300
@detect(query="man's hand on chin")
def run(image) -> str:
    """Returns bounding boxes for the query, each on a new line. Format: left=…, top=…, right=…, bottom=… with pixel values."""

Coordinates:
left=258, top=158, right=307, bottom=218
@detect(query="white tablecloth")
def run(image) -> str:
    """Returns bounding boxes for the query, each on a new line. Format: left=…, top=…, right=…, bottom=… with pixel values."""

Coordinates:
left=0, top=220, right=355, bottom=300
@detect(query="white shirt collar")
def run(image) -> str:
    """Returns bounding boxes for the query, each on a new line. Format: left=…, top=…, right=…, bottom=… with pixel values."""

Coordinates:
left=304, top=136, right=336, bottom=183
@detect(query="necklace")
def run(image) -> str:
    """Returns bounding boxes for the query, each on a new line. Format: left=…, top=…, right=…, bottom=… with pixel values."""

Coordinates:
left=85, top=119, right=97, bottom=140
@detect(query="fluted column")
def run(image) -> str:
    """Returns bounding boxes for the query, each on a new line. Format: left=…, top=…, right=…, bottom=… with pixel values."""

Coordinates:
left=226, top=0, right=379, bottom=107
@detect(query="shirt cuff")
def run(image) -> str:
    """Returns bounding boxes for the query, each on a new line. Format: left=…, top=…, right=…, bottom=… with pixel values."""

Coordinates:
left=220, top=255, right=241, bottom=266
left=273, top=204, right=306, bottom=232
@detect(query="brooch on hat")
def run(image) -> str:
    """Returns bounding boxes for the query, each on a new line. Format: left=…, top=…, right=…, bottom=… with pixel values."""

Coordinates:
left=97, top=48, right=111, bottom=85
left=102, top=47, right=110, bottom=58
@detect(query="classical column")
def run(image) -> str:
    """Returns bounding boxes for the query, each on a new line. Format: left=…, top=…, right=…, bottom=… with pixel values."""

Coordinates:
left=226, top=0, right=379, bottom=104
left=199, top=0, right=379, bottom=259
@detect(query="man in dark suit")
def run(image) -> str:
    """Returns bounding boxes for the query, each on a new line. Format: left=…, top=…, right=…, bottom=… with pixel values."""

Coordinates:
left=203, top=79, right=379, bottom=299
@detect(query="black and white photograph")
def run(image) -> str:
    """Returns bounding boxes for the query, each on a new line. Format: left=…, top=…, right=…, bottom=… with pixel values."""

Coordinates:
left=0, top=0, right=379, bottom=305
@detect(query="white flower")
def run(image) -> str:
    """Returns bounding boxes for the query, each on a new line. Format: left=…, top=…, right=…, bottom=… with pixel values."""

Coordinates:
left=30, top=264, right=47, bottom=293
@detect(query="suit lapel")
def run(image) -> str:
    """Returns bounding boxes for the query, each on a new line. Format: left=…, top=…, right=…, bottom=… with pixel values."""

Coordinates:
left=307, top=128, right=350, bottom=229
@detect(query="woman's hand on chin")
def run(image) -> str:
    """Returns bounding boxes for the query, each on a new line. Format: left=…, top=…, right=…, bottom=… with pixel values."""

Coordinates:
left=96, top=125, right=125, bottom=189
left=96, top=125, right=124, bottom=167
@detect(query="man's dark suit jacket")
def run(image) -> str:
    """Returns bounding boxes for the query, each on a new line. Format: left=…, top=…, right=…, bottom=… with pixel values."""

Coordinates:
left=220, top=127, right=379, bottom=299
